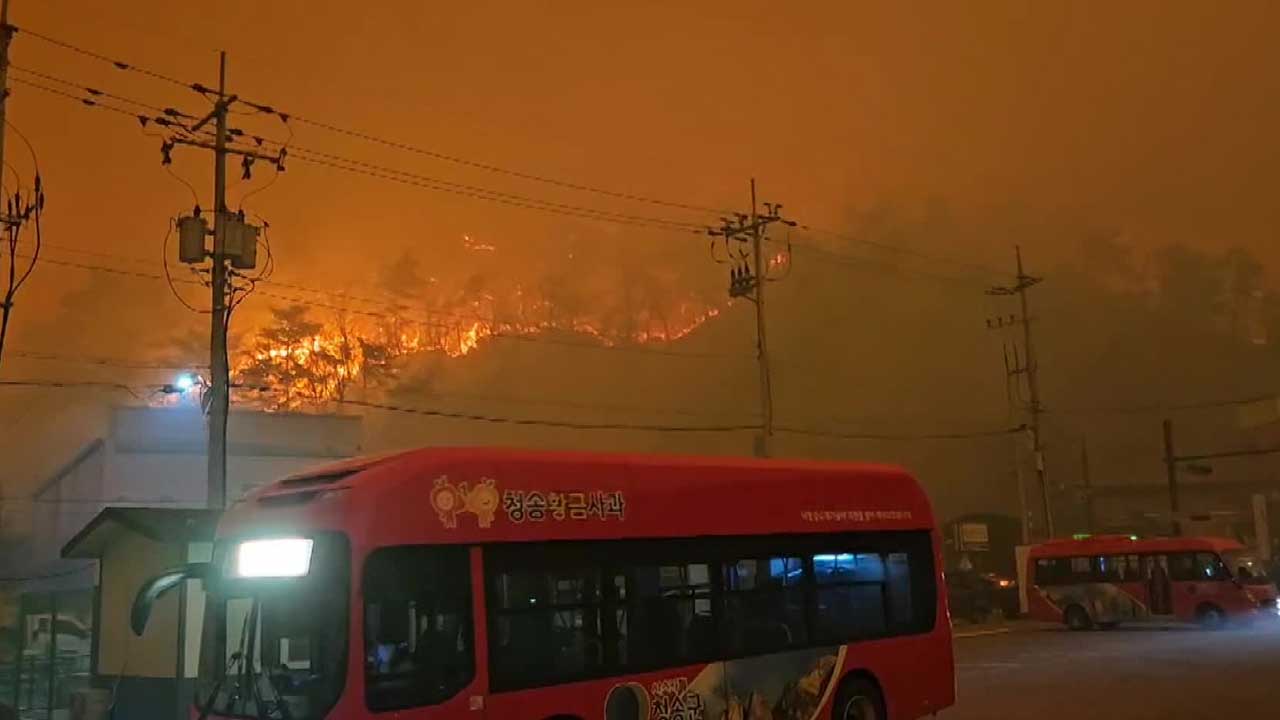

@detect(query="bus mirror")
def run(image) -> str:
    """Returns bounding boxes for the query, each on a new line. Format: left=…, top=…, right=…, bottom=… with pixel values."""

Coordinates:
left=131, top=563, right=210, bottom=637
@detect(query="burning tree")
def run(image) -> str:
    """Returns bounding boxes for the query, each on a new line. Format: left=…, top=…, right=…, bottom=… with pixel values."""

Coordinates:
left=235, top=304, right=389, bottom=409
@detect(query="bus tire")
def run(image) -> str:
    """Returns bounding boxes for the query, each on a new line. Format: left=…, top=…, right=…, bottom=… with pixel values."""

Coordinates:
left=1196, top=603, right=1226, bottom=630
left=1064, top=604, right=1093, bottom=631
left=831, top=674, right=886, bottom=720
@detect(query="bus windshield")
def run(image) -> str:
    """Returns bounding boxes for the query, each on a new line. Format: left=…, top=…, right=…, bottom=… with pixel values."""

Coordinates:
left=196, top=536, right=349, bottom=719
left=1222, top=551, right=1271, bottom=585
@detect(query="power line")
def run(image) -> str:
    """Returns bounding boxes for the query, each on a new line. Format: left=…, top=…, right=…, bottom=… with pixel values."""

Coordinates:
left=286, top=149, right=705, bottom=233
left=9, top=64, right=194, bottom=119
left=14, top=25, right=192, bottom=89
left=489, top=332, right=748, bottom=360
left=338, top=398, right=760, bottom=433
left=776, top=423, right=1024, bottom=442
left=0, top=379, right=144, bottom=398
left=9, top=76, right=148, bottom=122
left=13, top=64, right=712, bottom=235
left=275, top=114, right=730, bottom=215
left=799, top=225, right=1013, bottom=280
left=1051, top=393, right=1277, bottom=417
left=12, top=31, right=730, bottom=216
left=8, top=350, right=203, bottom=371
left=790, top=240, right=995, bottom=289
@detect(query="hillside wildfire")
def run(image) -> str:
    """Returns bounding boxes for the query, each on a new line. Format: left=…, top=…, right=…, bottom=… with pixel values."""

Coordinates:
left=230, top=287, right=724, bottom=410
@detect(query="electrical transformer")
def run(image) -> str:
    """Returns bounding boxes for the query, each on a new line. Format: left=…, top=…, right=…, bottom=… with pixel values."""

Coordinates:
left=177, top=215, right=209, bottom=264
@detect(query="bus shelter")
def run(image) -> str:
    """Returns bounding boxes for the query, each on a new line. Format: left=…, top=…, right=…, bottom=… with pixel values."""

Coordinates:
left=60, top=508, right=217, bottom=720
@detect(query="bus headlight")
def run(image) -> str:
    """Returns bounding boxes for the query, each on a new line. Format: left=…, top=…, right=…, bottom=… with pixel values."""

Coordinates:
left=234, top=538, right=314, bottom=578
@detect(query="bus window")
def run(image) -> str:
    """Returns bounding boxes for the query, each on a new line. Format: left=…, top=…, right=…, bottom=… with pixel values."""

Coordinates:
left=1192, top=553, right=1230, bottom=581
left=1168, top=553, right=1199, bottom=582
left=363, top=545, right=474, bottom=711
left=721, top=556, right=806, bottom=656
left=1069, top=557, right=1092, bottom=582
left=1035, top=558, right=1067, bottom=586
left=812, top=552, right=886, bottom=642
left=628, top=562, right=716, bottom=669
left=489, top=565, right=605, bottom=689
left=885, top=552, right=914, bottom=629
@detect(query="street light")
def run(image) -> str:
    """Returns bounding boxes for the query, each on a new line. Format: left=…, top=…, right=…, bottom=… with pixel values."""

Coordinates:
left=160, top=372, right=205, bottom=395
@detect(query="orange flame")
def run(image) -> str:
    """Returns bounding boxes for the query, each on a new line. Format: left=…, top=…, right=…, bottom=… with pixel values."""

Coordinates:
left=229, top=294, right=723, bottom=410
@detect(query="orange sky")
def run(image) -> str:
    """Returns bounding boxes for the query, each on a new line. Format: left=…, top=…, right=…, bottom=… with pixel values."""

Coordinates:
left=3, top=0, right=1280, bottom=501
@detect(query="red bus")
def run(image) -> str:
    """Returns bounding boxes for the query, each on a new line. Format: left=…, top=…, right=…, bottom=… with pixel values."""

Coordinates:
left=1023, top=535, right=1279, bottom=630
left=133, top=447, right=954, bottom=720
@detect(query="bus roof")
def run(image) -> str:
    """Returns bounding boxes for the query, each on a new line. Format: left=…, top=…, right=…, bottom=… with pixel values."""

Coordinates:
left=1028, top=535, right=1245, bottom=558
left=225, top=446, right=936, bottom=545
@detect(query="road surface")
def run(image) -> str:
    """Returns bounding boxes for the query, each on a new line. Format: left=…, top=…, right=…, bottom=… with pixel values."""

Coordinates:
left=946, top=621, right=1280, bottom=719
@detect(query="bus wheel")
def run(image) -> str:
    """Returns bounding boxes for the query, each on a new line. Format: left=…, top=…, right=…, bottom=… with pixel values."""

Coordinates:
left=1196, top=604, right=1226, bottom=630
left=832, top=676, right=885, bottom=720
left=1064, top=605, right=1093, bottom=631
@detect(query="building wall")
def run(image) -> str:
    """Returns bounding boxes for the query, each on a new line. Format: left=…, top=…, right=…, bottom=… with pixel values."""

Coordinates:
left=19, top=407, right=362, bottom=584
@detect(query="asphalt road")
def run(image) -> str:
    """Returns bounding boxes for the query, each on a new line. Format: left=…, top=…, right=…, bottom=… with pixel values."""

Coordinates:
left=945, top=622, right=1280, bottom=719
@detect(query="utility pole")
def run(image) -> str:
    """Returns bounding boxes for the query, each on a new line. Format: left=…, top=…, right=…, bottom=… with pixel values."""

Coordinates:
left=1081, top=436, right=1094, bottom=533
left=1163, top=418, right=1180, bottom=536
left=988, top=314, right=1031, bottom=543
left=0, top=0, right=11, bottom=205
left=169, top=53, right=280, bottom=509
left=749, top=179, right=774, bottom=458
left=707, top=179, right=794, bottom=458
left=207, top=52, right=231, bottom=511
left=988, top=247, right=1053, bottom=537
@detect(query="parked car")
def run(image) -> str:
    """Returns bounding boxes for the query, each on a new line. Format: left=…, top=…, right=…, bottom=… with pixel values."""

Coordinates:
left=947, top=569, right=1019, bottom=622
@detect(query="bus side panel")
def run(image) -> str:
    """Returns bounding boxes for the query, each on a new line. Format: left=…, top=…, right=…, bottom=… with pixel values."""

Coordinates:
left=1032, top=582, right=1146, bottom=624
left=483, top=662, right=724, bottom=720
left=1172, top=579, right=1258, bottom=622
left=481, top=636, right=952, bottom=720
left=1025, top=583, right=1062, bottom=622
left=836, top=630, right=955, bottom=720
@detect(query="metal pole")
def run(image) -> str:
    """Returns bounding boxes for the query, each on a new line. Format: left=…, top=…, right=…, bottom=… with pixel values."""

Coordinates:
left=1012, top=432, right=1030, bottom=544
left=750, top=178, right=774, bottom=458
left=1016, top=246, right=1053, bottom=537
left=45, top=594, right=55, bottom=720
left=1082, top=437, right=1094, bottom=533
left=208, top=51, right=229, bottom=510
left=1163, top=418, right=1180, bottom=536
left=0, top=0, right=11, bottom=207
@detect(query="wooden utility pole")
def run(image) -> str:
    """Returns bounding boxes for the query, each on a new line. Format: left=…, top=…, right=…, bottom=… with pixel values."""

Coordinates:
left=168, top=55, right=278, bottom=509
left=209, top=52, right=230, bottom=510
